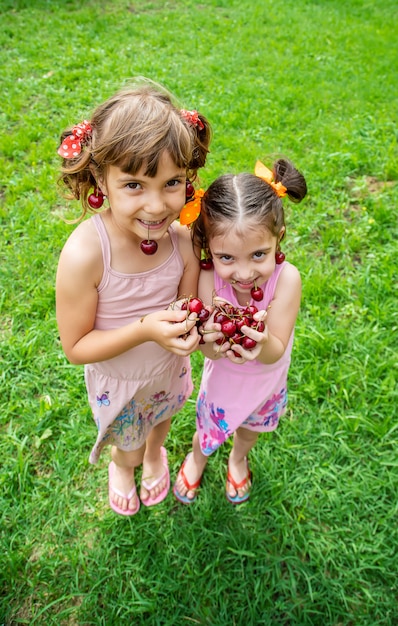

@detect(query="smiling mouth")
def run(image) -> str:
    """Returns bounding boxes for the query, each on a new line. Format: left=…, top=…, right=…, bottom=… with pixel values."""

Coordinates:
left=139, top=218, right=167, bottom=232
left=233, top=280, right=255, bottom=287
left=140, top=219, right=165, bottom=226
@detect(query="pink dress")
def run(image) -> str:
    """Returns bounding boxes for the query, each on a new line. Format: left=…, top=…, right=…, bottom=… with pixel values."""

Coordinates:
left=197, top=263, right=294, bottom=456
left=85, top=214, right=193, bottom=464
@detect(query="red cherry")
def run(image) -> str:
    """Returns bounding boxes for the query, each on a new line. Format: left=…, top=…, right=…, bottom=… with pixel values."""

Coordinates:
left=214, top=312, right=229, bottom=325
left=188, top=298, right=204, bottom=314
left=244, top=305, right=258, bottom=316
left=198, top=308, right=210, bottom=322
left=199, top=258, right=213, bottom=270
left=140, top=240, right=158, bottom=255
left=242, top=337, right=257, bottom=350
left=235, top=316, right=250, bottom=330
left=254, top=321, right=265, bottom=332
left=87, top=190, right=104, bottom=209
left=230, top=332, right=243, bottom=345
left=221, top=320, right=237, bottom=337
left=251, top=285, right=264, bottom=301
left=186, top=181, right=195, bottom=201
left=215, top=337, right=225, bottom=345
left=275, top=251, right=285, bottom=264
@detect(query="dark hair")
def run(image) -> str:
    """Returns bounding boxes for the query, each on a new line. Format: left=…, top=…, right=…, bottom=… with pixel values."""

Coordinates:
left=58, top=79, right=212, bottom=219
left=192, top=158, right=307, bottom=251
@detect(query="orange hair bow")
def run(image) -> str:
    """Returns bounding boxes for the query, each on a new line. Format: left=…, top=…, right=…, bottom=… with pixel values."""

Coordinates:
left=255, top=160, right=287, bottom=198
left=179, top=188, right=205, bottom=226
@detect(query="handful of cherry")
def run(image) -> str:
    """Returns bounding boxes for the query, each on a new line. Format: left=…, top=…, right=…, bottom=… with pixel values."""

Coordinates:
left=212, top=302, right=265, bottom=352
left=181, top=297, right=265, bottom=352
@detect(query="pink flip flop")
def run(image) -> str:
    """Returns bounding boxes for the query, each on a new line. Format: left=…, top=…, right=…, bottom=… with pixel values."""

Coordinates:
left=108, top=461, right=140, bottom=516
left=141, top=446, right=170, bottom=507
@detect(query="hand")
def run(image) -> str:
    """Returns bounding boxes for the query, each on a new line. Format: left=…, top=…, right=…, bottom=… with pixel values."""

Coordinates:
left=224, top=310, right=268, bottom=364
left=141, top=309, right=200, bottom=356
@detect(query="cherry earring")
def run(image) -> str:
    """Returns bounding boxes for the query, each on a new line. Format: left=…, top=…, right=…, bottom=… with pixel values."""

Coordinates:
left=199, top=240, right=213, bottom=270
left=275, top=249, right=285, bottom=264
left=88, top=187, right=104, bottom=209
left=186, top=180, right=195, bottom=203
left=140, top=224, right=158, bottom=255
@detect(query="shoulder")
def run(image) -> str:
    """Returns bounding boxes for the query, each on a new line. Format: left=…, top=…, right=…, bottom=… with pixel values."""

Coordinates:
left=172, top=221, right=196, bottom=261
left=198, top=268, right=215, bottom=305
left=272, top=262, right=301, bottom=309
left=277, top=262, right=301, bottom=290
left=58, top=217, right=103, bottom=286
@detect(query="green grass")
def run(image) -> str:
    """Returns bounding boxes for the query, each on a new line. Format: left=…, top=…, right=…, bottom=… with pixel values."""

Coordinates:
left=1, top=0, right=397, bottom=624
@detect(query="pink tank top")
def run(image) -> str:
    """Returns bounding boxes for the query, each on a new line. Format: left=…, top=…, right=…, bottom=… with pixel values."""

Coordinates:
left=90, top=214, right=185, bottom=380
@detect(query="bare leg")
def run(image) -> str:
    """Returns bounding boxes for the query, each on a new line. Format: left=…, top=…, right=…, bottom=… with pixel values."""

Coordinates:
left=174, top=432, right=208, bottom=501
left=140, top=418, right=171, bottom=502
left=110, top=445, right=145, bottom=512
left=227, top=427, right=259, bottom=499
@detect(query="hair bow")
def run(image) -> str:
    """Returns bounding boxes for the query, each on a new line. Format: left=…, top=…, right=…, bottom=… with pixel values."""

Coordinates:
left=255, top=160, right=287, bottom=198
left=179, top=189, right=205, bottom=225
left=57, top=120, right=92, bottom=159
left=180, top=109, right=205, bottom=131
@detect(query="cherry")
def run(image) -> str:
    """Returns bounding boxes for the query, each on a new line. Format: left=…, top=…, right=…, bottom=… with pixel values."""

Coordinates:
left=186, top=181, right=195, bottom=201
left=230, top=332, right=243, bottom=345
left=244, top=305, right=258, bottom=316
left=198, top=308, right=210, bottom=322
left=242, top=337, right=257, bottom=350
left=221, top=320, right=237, bottom=337
left=214, top=312, right=229, bottom=325
left=187, top=297, right=204, bottom=314
left=140, top=239, right=158, bottom=255
left=254, top=320, right=265, bottom=333
left=251, top=283, right=264, bottom=302
left=199, top=258, right=213, bottom=270
left=88, top=189, right=104, bottom=209
left=235, top=316, right=250, bottom=330
left=275, top=251, right=285, bottom=264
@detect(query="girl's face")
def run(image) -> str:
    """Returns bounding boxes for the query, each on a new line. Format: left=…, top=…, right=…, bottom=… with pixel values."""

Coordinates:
left=209, top=224, right=283, bottom=299
left=99, top=151, right=186, bottom=242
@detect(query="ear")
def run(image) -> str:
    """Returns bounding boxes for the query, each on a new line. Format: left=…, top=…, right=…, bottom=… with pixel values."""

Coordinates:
left=279, top=226, right=286, bottom=243
left=89, top=165, right=107, bottom=196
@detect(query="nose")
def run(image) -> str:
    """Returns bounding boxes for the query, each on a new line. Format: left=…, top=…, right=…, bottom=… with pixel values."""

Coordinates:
left=234, top=263, right=254, bottom=282
left=145, top=190, right=165, bottom=216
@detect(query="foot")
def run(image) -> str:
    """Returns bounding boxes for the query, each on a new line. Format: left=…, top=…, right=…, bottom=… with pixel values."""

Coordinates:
left=108, top=462, right=140, bottom=515
left=226, top=456, right=251, bottom=504
left=140, top=446, right=170, bottom=505
left=173, top=452, right=205, bottom=503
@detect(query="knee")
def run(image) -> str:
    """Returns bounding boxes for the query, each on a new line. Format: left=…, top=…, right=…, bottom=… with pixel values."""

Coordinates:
left=111, top=444, right=145, bottom=468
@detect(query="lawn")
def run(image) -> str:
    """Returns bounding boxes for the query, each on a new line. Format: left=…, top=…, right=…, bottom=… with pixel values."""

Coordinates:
left=0, top=0, right=397, bottom=624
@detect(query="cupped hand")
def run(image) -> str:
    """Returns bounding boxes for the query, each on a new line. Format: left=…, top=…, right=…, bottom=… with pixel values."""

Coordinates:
left=142, top=309, right=200, bottom=356
left=225, top=310, right=268, bottom=363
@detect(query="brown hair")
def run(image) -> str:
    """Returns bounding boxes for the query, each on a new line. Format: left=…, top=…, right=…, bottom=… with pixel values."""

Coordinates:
left=58, top=79, right=212, bottom=218
left=192, top=158, right=307, bottom=251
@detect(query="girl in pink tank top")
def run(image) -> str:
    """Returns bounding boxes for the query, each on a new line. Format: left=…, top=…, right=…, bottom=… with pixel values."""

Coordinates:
left=173, top=158, right=307, bottom=505
left=56, top=80, right=211, bottom=515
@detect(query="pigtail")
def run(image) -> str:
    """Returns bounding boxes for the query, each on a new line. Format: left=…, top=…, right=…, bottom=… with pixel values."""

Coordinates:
left=189, top=113, right=212, bottom=172
left=273, top=159, right=307, bottom=203
left=180, top=110, right=212, bottom=178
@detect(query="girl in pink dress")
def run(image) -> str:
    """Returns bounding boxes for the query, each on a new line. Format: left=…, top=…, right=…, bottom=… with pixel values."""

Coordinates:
left=173, top=159, right=307, bottom=504
left=56, top=80, right=211, bottom=515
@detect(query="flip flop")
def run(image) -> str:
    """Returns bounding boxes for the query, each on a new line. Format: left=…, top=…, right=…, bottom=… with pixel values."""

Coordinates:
left=141, top=446, right=170, bottom=507
left=226, top=457, right=252, bottom=505
left=108, top=461, right=140, bottom=516
left=173, top=453, right=202, bottom=504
